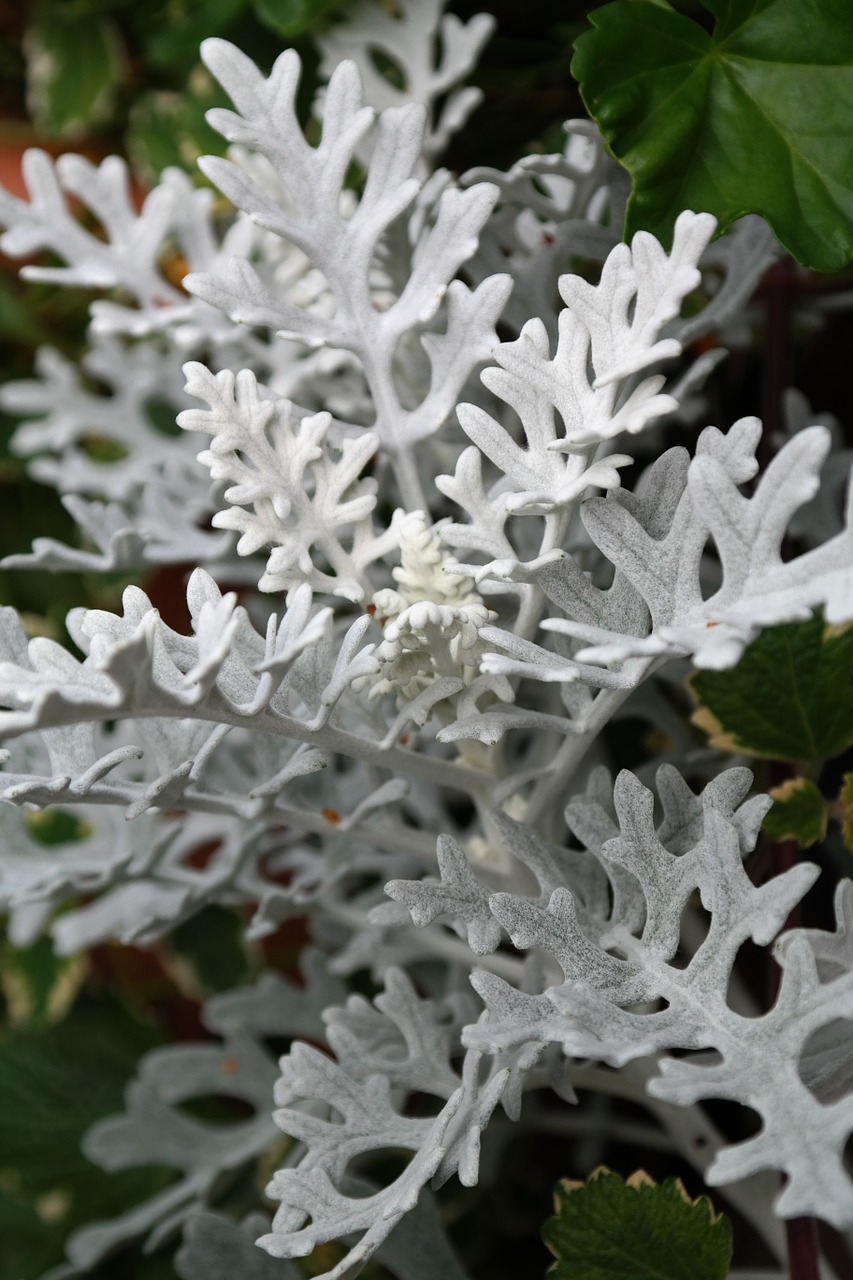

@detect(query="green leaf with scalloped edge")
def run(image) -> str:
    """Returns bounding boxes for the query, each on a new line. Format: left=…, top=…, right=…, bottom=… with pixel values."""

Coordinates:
left=690, top=614, right=853, bottom=768
left=544, top=1167, right=731, bottom=1280
left=571, top=0, right=853, bottom=271
left=764, top=777, right=828, bottom=847
left=26, top=6, right=123, bottom=139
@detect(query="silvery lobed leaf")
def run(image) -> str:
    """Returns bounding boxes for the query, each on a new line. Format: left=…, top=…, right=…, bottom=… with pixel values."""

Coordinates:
left=0, top=336, right=195, bottom=499
left=262, top=968, right=509, bottom=1277
left=186, top=41, right=506, bottom=510
left=63, top=955, right=340, bottom=1269
left=177, top=1213, right=301, bottom=1280
left=318, top=0, right=493, bottom=163
left=446, top=210, right=715, bottom=546
left=383, top=807, right=611, bottom=957
left=446, top=765, right=853, bottom=1225
left=460, top=120, right=622, bottom=340
left=180, top=363, right=405, bottom=600
left=0, top=570, right=341, bottom=738
left=0, top=151, right=183, bottom=305
left=2, top=481, right=235, bottom=576
left=540, top=420, right=853, bottom=672
left=774, top=389, right=852, bottom=547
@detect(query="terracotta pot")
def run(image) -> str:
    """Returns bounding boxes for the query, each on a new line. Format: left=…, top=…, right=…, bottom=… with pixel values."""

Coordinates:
left=0, top=120, right=146, bottom=207
left=0, top=121, right=69, bottom=198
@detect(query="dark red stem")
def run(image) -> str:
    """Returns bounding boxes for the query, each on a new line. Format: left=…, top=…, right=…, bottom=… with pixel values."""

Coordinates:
left=759, top=257, right=796, bottom=466
left=786, top=1215, right=821, bottom=1280
left=760, top=269, right=822, bottom=1280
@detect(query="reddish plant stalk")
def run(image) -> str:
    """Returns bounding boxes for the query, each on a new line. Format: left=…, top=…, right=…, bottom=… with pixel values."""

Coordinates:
left=785, top=1216, right=821, bottom=1280
left=760, top=264, right=823, bottom=1280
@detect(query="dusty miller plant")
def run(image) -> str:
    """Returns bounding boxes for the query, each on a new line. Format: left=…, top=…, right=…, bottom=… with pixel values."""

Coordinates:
left=0, top=2, right=850, bottom=1277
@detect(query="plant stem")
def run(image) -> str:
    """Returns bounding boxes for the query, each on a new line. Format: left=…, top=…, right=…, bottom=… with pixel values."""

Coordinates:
left=760, top=250, right=825, bottom=1280
left=786, top=1215, right=821, bottom=1280
left=320, top=899, right=526, bottom=982
left=759, top=256, right=795, bottom=466
left=521, top=671, right=655, bottom=832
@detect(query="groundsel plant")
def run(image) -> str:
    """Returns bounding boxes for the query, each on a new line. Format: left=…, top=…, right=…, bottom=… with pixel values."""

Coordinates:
left=0, top=2, right=851, bottom=1278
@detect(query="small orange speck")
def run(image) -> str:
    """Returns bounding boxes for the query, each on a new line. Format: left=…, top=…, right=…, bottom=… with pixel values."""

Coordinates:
left=222, top=1056, right=239, bottom=1075
left=366, top=603, right=377, bottom=616
left=379, top=616, right=388, bottom=628
left=541, top=231, right=556, bottom=247
left=706, top=620, right=720, bottom=628
left=322, top=808, right=341, bottom=826
left=399, top=734, right=410, bottom=746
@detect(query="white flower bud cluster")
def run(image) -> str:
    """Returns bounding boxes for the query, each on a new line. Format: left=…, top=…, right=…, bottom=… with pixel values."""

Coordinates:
left=371, top=513, right=496, bottom=696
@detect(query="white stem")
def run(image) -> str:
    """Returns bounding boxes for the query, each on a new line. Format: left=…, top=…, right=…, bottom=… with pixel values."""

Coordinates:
left=387, top=437, right=430, bottom=516
left=526, top=1110, right=676, bottom=1153
left=523, top=683, right=635, bottom=828
left=321, top=900, right=525, bottom=982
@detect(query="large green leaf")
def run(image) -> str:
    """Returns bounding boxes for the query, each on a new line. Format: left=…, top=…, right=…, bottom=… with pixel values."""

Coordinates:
left=133, top=0, right=250, bottom=72
left=0, top=997, right=164, bottom=1191
left=543, top=1168, right=731, bottom=1280
left=572, top=0, right=853, bottom=271
left=253, top=0, right=354, bottom=37
left=26, top=5, right=123, bottom=138
left=0, top=996, right=172, bottom=1278
left=127, top=75, right=232, bottom=185
left=690, top=613, right=853, bottom=767
left=0, top=931, right=87, bottom=1025
left=169, top=904, right=250, bottom=994
left=764, top=776, right=828, bottom=847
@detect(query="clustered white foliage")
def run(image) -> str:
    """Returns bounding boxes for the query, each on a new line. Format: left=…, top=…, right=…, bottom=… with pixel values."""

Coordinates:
left=0, top=2, right=848, bottom=1278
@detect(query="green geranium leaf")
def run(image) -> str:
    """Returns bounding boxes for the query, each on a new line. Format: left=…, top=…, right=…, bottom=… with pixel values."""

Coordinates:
left=0, top=1185, right=68, bottom=1280
left=128, top=71, right=232, bottom=185
left=134, top=0, right=249, bottom=72
left=169, top=904, right=250, bottom=994
left=764, top=776, right=828, bottom=847
left=0, top=997, right=164, bottom=1193
left=544, top=1167, right=731, bottom=1280
left=690, top=614, right=853, bottom=768
left=25, top=807, right=93, bottom=846
left=0, top=997, right=172, bottom=1278
left=0, top=933, right=87, bottom=1026
left=26, top=6, right=123, bottom=138
left=572, top=0, right=853, bottom=271
left=253, top=0, right=353, bottom=37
